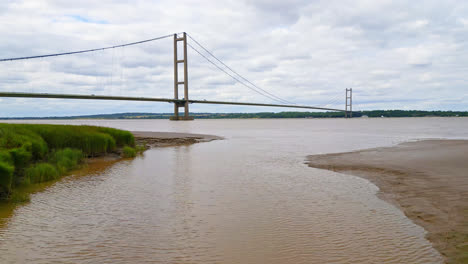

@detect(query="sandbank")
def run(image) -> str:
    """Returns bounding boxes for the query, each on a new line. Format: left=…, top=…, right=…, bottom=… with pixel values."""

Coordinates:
left=307, top=140, right=468, bottom=264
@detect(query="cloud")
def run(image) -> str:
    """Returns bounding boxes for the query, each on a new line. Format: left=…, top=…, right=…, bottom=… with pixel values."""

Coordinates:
left=0, top=0, right=467, bottom=117
left=399, top=46, right=433, bottom=67
left=370, top=70, right=400, bottom=80
left=244, top=0, right=311, bottom=26
left=66, top=15, right=108, bottom=24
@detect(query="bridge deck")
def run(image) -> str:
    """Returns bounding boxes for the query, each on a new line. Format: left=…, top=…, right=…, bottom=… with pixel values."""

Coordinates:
left=0, top=92, right=346, bottom=112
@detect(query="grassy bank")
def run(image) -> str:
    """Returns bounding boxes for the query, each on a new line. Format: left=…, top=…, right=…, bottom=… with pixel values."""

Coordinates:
left=0, top=123, right=136, bottom=201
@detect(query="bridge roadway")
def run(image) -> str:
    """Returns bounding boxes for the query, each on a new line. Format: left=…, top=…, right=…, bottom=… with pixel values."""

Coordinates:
left=0, top=92, right=347, bottom=112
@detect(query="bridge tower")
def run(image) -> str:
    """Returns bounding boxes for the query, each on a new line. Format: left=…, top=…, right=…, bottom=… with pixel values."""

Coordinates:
left=345, top=88, right=352, bottom=118
left=170, top=32, right=194, bottom=120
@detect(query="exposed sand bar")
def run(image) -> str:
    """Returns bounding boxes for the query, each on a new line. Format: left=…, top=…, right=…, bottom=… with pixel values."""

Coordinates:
left=131, top=131, right=222, bottom=148
left=307, top=140, right=468, bottom=264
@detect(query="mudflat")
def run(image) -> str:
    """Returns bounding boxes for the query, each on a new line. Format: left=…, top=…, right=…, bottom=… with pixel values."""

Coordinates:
left=307, top=140, right=468, bottom=264
left=131, top=131, right=222, bottom=148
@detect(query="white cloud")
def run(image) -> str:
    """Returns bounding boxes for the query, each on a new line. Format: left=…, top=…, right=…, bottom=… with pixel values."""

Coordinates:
left=0, top=0, right=467, bottom=117
left=407, top=19, right=429, bottom=29
left=460, top=18, right=468, bottom=27
left=400, top=46, right=433, bottom=67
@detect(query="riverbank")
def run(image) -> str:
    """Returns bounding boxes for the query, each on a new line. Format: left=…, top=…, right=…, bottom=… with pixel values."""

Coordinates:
left=0, top=124, right=221, bottom=199
left=0, top=128, right=222, bottom=228
left=0, top=123, right=136, bottom=201
left=306, top=140, right=468, bottom=264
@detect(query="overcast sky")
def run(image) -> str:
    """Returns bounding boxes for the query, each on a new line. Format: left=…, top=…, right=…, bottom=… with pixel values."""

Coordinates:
left=0, top=0, right=467, bottom=117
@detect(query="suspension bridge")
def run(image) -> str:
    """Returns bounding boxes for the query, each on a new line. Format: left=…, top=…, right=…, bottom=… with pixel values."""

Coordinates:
left=0, top=32, right=354, bottom=120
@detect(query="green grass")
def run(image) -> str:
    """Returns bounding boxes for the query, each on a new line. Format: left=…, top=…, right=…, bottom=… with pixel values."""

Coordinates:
left=122, top=146, right=137, bottom=158
left=0, top=162, right=14, bottom=197
left=135, top=144, right=147, bottom=153
left=0, top=123, right=135, bottom=200
left=9, top=191, right=30, bottom=203
left=50, top=148, right=83, bottom=174
left=24, top=163, right=59, bottom=184
left=95, top=127, right=135, bottom=147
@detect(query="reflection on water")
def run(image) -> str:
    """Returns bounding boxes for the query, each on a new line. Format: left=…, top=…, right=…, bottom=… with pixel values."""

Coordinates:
left=1, top=118, right=466, bottom=263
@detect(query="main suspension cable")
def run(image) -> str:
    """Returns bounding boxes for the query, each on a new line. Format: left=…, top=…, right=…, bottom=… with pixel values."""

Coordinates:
left=187, top=43, right=291, bottom=104
left=0, top=34, right=173, bottom=62
left=187, top=34, right=295, bottom=105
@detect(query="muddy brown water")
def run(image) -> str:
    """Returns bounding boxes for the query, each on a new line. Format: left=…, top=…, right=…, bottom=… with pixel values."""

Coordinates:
left=1, top=118, right=467, bottom=263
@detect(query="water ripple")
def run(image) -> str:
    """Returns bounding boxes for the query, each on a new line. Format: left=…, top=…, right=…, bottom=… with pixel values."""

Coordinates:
left=0, top=119, right=452, bottom=263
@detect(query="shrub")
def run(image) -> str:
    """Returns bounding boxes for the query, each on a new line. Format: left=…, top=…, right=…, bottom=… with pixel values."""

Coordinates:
left=122, top=146, right=136, bottom=158
left=0, top=161, right=14, bottom=195
left=24, top=163, right=59, bottom=184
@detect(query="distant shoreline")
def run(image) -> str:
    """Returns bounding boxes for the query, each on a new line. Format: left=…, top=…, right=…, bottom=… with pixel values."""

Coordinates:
left=0, top=110, right=467, bottom=120
left=307, top=140, right=468, bottom=264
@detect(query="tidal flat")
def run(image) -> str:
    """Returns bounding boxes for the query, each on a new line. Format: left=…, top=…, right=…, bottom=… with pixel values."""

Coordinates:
left=307, top=140, right=468, bottom=263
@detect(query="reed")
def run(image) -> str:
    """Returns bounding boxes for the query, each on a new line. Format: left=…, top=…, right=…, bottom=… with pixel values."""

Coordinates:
left=50, top=148, right=83, bottom=174
left=0, top=123, right=135, bottom=200
left=24, top=163, right=59, bottom=184
left=122, top=146, right=137, bottom=158
left=0, top=161, right=14, bottom=197
left=9, top=191, right=30, bottom=203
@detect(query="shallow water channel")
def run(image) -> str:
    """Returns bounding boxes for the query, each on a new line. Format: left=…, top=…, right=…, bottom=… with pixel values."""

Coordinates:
left=1, top=118, right=467, bottom=263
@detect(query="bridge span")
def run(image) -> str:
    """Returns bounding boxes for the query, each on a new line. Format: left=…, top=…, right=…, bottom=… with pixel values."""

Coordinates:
left=0, top=32, right=354, bottom=119
left=0, top=92, right=347, bottom=116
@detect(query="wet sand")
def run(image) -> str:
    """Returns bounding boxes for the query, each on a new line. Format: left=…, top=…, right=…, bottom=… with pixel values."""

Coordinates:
left=131, top=131, right=222, bottom=148
left=307, top=140, right=468, bottom=263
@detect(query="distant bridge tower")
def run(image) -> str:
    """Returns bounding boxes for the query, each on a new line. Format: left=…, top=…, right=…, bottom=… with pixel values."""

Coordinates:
left=170, top=32, right=194, bottom=120
left=345, top=88, right=352, bottom=118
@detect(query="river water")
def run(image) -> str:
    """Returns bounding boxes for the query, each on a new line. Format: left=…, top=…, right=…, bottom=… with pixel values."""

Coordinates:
left=1, top=117, right=467, bottom=263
